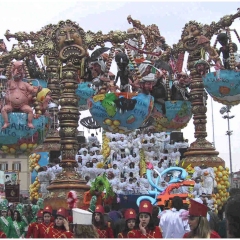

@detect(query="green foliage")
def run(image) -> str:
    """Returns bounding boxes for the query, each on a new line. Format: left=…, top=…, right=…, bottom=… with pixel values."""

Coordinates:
left=90, top=173, right=115, bottom=199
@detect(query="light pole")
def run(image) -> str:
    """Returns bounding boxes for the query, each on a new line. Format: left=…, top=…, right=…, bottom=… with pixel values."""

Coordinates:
left=220, top=105, right=235, bottom=187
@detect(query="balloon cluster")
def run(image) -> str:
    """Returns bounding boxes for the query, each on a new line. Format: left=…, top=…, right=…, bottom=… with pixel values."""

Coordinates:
left=212, top=166, right=230, bottom=213
left=29, top=177, right=40, bottom=201
left=28, top=153, right=41, bottom=172
left=103, top=119, right=124, bottom=134
left=101, top=133, right=111, bottom=161
left=0, top=132, right=39, bottom=155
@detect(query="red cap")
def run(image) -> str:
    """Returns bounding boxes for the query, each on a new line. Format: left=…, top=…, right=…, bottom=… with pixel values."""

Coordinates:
left=56, top=207, right=68, bottom=219
left=189, top=199, right=208, bottom=217
left=95, top=205, right=104, bottom=214
left=37, top=210, right=43, bottom=218
left=43, top=206, right=52, bottom=215
left=139, top=200, right=153, bottom=215
left=124, top=208, right=136, bottom=220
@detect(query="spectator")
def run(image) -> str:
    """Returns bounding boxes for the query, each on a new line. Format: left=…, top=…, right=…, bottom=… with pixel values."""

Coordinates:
left=225, top=194, right=240, bottom=238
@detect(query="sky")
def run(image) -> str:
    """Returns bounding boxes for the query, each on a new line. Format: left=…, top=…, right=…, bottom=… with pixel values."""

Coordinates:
left=0, top=0, right=240, bottom=172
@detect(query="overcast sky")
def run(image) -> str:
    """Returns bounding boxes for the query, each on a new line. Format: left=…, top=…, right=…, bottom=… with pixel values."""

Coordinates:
left=1, top=0, right=240, bottom=172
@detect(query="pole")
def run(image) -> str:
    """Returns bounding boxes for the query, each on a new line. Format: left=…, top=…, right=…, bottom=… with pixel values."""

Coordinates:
left=227, top=110, right=233, bottom=187
left=211, top=98, right=215, bottom=148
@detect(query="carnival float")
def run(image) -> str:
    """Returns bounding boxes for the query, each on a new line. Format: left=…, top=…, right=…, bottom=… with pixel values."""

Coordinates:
left=0, top=8, right=239, bottom=214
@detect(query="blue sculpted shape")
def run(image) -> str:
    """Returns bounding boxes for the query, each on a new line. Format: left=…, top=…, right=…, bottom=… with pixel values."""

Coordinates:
left=136, top=196, right=157, bottom=207
left=160, top=167, right=188, bottom=184
left=76, top=82, right=95, bottom=111
left=202, top=70, right=240, bottom=105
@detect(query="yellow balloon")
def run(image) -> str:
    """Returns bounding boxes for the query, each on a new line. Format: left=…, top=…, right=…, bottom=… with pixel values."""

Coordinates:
left=223, top=176, right=228, bottom=181
left=218, top=166, right=224, bottom=171
left=20, top=143, right=27, bottom=151
left=112, top=120, right=120, bottom=126
left=1, top=146, right=9, bottom=151
left=9, top=147, right=16, bottom=154
left=28, top=143, right=33, bottom=149
left=217, top=184, right=222, bottom=190
left=218, top=172, right=223, bottom=178
left=104, top=119, right=112, bottom=126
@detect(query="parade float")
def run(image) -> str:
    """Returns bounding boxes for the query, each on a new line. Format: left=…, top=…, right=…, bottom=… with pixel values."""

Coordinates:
left=0, top=8, right=239, bottom=213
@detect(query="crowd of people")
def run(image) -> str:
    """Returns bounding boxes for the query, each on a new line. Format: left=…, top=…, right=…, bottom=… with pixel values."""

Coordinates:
left=75, top=131, right=188, bottom=195
left=0, top=188, right=240, bottom=238
left=35, top=130, right=189, bottom=198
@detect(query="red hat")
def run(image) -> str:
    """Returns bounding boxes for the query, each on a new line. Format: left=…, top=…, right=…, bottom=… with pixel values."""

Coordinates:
left=56, top=207, right=68, bottom=219
left=43, top=206, right=52, bottom=215
left=139, top=200, right=153, bottom=215
left=124, top=208, right=136, bottom=221
left=37, top=210, right=43, bottom=218
left=189, top=199, right=208, bottom=217
left=95, top=205, right=104, bottom=214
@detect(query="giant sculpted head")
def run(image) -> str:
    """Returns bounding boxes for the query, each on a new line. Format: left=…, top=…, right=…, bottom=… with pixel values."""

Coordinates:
left=181, top=21, right=202, bottom=51
left=52, top=20, right=87, bottom=61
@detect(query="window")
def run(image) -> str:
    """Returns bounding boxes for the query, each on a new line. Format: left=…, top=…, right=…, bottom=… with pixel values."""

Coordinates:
left=12, top=163, right=21, bottom=172
left=0, top=163, right=8, bottom=171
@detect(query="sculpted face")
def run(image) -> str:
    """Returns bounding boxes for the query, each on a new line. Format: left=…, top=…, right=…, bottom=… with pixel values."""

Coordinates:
left=182, top=23, right=201, bottom=51
left=142, top=81, right=154, bottom=92
left=55, top=21, right=86, bottom=61
left=178, top=73, right=190, bottom=87
left=56, top=25, right=82, bottom=49
left=12, top=61, right=24, bottom=81
left=91, top=62, right=102, bottom=75
left=195, top=63, right=209, bottom=76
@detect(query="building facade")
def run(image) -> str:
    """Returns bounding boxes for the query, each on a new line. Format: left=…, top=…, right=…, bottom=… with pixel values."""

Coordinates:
left=233, top=170, right=240, bottom=188
left=0, top=154, right=30, bottom=196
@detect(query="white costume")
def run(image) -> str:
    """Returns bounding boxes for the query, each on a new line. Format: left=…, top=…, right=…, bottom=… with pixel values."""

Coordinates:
left=202, top=168, right=216, bottom=195
left=159, top=208, right=189, bottom=238
left=169, top=150, right=181, bottom=166
left=88, top=135, right=99, bottom=145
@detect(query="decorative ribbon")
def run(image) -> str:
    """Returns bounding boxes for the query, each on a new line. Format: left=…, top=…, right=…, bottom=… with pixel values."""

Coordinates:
left=13, top=221, right=21, bottom=237
left=1, top=216, right=9, bottom=226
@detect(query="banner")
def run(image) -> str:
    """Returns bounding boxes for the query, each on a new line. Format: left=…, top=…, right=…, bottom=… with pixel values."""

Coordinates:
left=5, top=184, right=20, bottom=203
left=4, top=172, right=18, bottom=185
